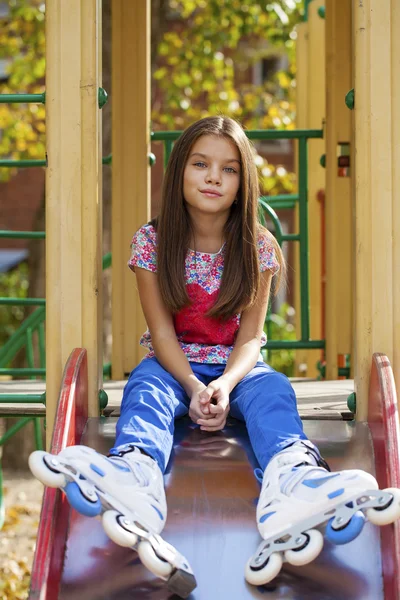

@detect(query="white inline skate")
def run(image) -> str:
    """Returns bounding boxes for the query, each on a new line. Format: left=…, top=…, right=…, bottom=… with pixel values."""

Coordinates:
left=29, top=445, right=196, bottom=598
left=245, top=440, right=400, bottom=586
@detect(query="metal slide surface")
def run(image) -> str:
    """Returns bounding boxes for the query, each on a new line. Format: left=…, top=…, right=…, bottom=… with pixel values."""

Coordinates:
left=57, top=417, right=384, bottom=600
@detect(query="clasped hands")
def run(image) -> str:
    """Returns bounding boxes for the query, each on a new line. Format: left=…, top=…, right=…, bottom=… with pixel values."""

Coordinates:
left=188, top=377, right=230, bottom=432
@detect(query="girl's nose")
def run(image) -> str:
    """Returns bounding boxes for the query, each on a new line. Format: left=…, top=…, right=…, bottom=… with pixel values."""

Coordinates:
left=205, top=168, right=221, bottom=185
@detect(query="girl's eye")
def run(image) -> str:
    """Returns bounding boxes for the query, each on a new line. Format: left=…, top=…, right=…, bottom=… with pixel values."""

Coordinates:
left=194, top=161, right=206, bottom=168
left=224, top=166, right=237, bottom=173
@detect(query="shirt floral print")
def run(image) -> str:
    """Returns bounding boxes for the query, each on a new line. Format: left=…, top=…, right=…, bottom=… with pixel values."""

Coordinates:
left=128, top=223, right=279, bottom=364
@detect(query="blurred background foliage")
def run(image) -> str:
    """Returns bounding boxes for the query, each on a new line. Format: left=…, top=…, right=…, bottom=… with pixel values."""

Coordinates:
left=0, top=0, right=45, bottom=182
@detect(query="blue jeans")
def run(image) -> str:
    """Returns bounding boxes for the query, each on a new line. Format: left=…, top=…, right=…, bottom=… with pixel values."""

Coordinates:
left=110, top=357, right=313, bottom=472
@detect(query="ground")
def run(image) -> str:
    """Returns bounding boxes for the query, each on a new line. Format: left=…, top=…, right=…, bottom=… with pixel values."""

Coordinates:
left=0, top=471, right=43, bottom=600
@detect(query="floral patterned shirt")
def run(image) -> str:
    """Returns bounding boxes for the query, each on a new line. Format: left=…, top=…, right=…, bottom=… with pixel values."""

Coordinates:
left=128, top=223, right=279, bottom=363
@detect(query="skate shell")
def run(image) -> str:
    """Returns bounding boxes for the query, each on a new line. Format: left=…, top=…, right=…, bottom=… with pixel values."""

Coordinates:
left=29, top=451, right=67, bottom=488
left=244, top=551, right=282, bottom=586
left=284, top=529, right=324, bottom=566
left=366, top=488, right=400, bottom=526
left=138, top=540, right=173, bottom=579
left=102, top=510, right=138, bottom=547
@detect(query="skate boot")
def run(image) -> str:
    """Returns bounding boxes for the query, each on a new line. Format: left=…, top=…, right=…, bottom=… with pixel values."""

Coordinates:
left=29, top=445, right=196, bottom=598
left=245, top=440, right=400, bottom=586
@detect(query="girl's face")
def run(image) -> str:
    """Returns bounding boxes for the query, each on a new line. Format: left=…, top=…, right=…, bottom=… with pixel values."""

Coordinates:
left=183, top=135, right=241, bottom=219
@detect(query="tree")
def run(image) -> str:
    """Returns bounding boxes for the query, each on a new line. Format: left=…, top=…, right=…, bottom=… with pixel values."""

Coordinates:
left=0, top=0, right=46, bottom=469
left=151, top=0, right=303, bottom=193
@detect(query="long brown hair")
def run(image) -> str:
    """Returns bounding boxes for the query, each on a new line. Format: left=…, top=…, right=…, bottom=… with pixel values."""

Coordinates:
left=153, top=116, right=285, bottom=320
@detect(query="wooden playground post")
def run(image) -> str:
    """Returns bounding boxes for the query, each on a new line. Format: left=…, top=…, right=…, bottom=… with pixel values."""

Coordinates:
left=306, top=1, right=325, bottom=379
left=353, top=0, right=398, bottom=417
left=45, top=0, right=103, bottom=445
left=295, top=2, right=325, bottom=378
left=324, top=0, right=353, bottom=380
left=111, top=0, right=151, bottom=380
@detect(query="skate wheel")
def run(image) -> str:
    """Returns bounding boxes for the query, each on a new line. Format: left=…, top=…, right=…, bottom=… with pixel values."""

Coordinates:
left=102, top=510, right=138, bottom=547
left=28, top=451, right=67, bottom=487
left=284, top=529, right=324, bottom=566
left=65, top=481, right=102, bottom=517
left=326, top=510, right=365, bottom=545
left=244, top=551, right=282, bottom=586
left=367, top=488, right=400, bottom=526
left=138, top=540, right=173, bottom=579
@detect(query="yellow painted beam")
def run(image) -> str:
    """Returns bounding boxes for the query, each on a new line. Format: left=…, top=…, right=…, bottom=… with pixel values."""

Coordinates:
left=306, top=2, right=325, bottom=378
left=324, top=0, right=352, bottom=380
left=393, top=0, right=400, bottom=391
left=295, top=7, right=325, bottom=378
left=111, top=0, right=151, bottom=379
left=45, top=0, right=103, bottom=445
left=353, top=0, right=395, bottom=418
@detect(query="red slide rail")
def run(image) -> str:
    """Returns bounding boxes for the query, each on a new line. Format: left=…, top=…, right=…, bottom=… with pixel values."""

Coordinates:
left=29, top=348, right=89, bottom=600
left=368, top=352, right=400, bottom=600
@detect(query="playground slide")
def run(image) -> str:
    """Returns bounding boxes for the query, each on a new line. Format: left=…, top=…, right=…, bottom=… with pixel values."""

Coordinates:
left=28, top=350, right=400, bottom=600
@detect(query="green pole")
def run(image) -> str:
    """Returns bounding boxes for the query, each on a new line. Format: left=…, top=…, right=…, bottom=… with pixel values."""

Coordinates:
left=298, top=137, right=310, bottom=341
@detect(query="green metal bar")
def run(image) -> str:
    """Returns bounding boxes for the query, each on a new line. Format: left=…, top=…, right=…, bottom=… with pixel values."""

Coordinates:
left=298, top=137, right=310, bottom=341
left=102, top=252, right=112, bottom=270
left=0, top=230, right=45, bottom=239
left=0, top=307, right=45, bottom=366
left=0, top=298, right=45, bottom=306
left=264, top=340, right=325, bottom=350
left=164, top=140, right=173, bottom=169
left=282, top=233, right=301, bottom=242
left=26, top=328, right=35, bottom=381
left=152, top=129, right=323, bottom=142
left=0, top=412, right=44, bottom=418
left=0, top=417, right=33, bottom=446
left=0, top=155, right=112, bottom=167
left=260, top=194, right=298, bottom=205
left=259, top=200, right=284, bottom=246
left=38, top=322, right=45, bottom=368
left=0, top=159, right=46, bottom=167
left=304, top=0, right=314, bottom=21
left=0, top=394, right=45, bottom=403
left=33, top=418, right=43, bottom=450
left=0, top=93, right=45, bottom=104
left=0, top=368, right=45, bottom=377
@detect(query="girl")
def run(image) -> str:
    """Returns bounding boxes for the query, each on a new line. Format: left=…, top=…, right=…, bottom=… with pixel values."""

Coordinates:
left=30, top=116, right=398, bottom=598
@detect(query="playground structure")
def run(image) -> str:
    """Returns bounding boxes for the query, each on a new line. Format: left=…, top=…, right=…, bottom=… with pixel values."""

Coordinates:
left=0, top=0, right=400, bottom=598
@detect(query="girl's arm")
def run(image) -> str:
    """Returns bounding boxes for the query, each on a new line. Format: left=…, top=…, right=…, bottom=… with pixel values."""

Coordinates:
left=221, top=269, right=273, bottom=392
left=135, top=267, right=204, bottom=397
left=197, top=270, right=273, bottom=431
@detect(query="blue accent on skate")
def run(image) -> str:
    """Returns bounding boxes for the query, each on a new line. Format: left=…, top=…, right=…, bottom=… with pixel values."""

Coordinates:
left=302, top=473, right=340, bottom=488
left=327, top=488, right=345, bottom=499
left=106, top=457, right=130, bottom=472
left=90, top=463, right=105, bottom=477
left=65, top=481, right=102, bottom=517
left=151, top=504, right=165, bottom=521
left=325, top=510, right=365, bottom=545
left=259, top=511, right=276, bottom=523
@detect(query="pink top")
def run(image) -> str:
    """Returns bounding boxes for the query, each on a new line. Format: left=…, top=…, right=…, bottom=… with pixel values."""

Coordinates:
left=128, top=223, right=279, bottom=364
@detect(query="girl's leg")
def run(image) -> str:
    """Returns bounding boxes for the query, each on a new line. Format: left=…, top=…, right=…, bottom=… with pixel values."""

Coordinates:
left=109, top=357, right=190, bottom=473
left=229, top=361, right=318, bottom=470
